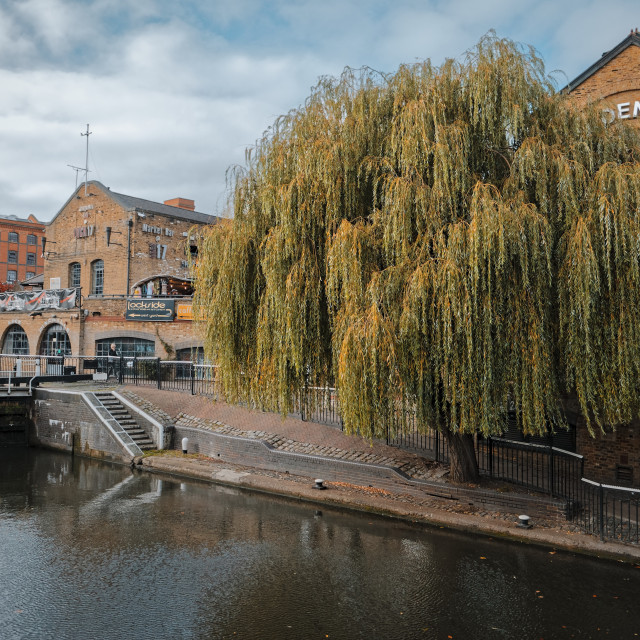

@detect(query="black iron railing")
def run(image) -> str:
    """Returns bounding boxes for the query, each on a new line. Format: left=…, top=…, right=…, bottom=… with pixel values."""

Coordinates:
left=2, top=353, right=637, bottom=543
left=573, top=480, right=640, bottom=543
left=476, top=438, right=585, bottom=499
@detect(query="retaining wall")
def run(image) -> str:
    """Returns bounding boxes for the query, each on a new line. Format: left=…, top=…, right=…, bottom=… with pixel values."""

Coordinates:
left=174, top=424, right=568, bottom=520
left=31, top=389, right=128, bottom=462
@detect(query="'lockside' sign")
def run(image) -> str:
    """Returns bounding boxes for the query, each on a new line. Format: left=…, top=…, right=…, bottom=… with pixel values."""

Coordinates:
left=126, top=298, right=175, bottom=321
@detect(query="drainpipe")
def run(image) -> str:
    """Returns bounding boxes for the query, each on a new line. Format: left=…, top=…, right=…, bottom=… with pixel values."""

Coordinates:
left=126, top=219, right=133, bottom=296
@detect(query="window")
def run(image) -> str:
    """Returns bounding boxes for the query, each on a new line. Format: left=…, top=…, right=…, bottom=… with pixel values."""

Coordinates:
left=96, top=337, right=154, bottom=359
left=3, top=325, right=29, bottom=354
left=26, top=253, right=36, bottom=266
left=8, top=251, right=17, bottom=263
left=176, top=347, right=205, bottom=364
left=27, top=234, right=36, bottom=245
left=26, top=272, right=35, bottom=279
left=7, top=270, right=17, bottom=282
left=8, top=232, right=18, bottom=243
left=69, top=262, right=81, bottom=288
left=91, top=259, right=104, bottom=295
left=39, top=323, right=71, bottom=356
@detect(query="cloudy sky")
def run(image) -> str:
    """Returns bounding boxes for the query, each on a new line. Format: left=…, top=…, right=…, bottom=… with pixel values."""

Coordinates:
left=0, top=0, right=636, bottom=220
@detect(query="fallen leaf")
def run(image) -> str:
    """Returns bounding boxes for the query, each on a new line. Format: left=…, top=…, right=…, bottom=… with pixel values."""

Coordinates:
left=548, top=551, right=556, bottom=555
left=480, top=556, right=486, bottom=560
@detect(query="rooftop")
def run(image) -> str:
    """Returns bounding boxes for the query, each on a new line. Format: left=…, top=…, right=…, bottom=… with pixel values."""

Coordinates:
left=49, top=181, right=218, bottom=226
left=564, top=30, right=640, bottom=93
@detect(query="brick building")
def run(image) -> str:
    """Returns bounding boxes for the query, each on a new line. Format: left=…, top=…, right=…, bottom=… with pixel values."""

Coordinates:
left=0, top=214, right=45, bottom=285
left=565, top=29, right=640, bottom=125
left=565, top=31, right=640, bottom=487
left=0, top=181, right=217, bottom=361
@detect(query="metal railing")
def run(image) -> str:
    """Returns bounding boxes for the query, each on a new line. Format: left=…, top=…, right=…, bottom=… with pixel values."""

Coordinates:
left=476, top=438, right=585, bottom=499
left=573, top=479, right=640, bottom=543
left=1, top=353, right=637, bottom=543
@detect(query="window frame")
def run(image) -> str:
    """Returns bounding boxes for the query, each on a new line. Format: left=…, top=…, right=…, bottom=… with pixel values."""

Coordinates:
left=91, top=259, right=104, bottom=295
left=2, top=325, right=29, bottom=355
left=69, top=262, right=81, bottom=288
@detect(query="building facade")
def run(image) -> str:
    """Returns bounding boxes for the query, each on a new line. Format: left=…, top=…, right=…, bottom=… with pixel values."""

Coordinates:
left=566, top=29, right=640, bottom=125
left=0, top=214, right=45, bottom=285
left=0, top=181, right=216, bottom=360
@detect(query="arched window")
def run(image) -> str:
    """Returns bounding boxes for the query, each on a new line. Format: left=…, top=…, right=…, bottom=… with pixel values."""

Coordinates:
left=95, top=337, right=154, bottom=358
left=3, top=325, right=29, bottom=354
left=91, top=259, right=104, bottom=295
left=69, top=262, right=81, bottom=288
left=39, top=324, right=71, bottom=356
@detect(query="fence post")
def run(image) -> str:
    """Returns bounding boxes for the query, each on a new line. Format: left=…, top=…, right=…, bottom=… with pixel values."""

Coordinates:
left=435, top=430, right=440, bottom=462
left=488, top=437, right=493, bottom=479
left=548, top=445, right=554, bottom=497
left=157, top=357, right=161, bottom=390
left=191, top=363, right=195, bottom=395
left=118, top=355, right=124, bottom=385
left=598, top=483, right=605, bottom=541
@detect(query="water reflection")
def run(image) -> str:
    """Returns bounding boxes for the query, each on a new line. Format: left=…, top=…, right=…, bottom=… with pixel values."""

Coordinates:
left=0, top=449, right=638, bottom=640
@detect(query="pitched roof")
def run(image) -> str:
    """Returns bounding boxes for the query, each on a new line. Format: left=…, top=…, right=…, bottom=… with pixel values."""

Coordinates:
left=48, top=181, right=218, bottom=226
left=21, top=272, right=44, bottom=286
left=564, top=31, right=640, bottom=93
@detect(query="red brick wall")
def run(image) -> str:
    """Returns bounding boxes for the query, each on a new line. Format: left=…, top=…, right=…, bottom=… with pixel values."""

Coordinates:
left=0, top=217, right=45, bottom=284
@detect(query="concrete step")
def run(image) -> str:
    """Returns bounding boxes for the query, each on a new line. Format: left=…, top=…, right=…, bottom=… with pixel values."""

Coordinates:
left=95, top=392, right=154, bottom=450
left=125, top=429, right=147, bottom=437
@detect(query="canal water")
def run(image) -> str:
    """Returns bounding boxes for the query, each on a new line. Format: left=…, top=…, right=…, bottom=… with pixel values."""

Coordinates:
left=1, top=449, right=638, bottom=640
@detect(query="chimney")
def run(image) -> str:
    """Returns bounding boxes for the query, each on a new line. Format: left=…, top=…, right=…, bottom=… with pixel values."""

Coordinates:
left=164, top=197, right=195, bottom=211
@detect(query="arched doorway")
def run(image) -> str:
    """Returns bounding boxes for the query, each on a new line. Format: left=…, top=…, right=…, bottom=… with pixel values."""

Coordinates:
left=39, top=324, right=71, bottom=356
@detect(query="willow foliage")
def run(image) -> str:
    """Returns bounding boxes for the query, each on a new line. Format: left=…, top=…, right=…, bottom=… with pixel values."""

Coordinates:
left=193, top=34, right=640, bottom=440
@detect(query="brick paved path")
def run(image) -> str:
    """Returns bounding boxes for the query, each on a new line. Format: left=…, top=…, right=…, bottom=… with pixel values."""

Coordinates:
left=121, top=385, right=446, bottom=481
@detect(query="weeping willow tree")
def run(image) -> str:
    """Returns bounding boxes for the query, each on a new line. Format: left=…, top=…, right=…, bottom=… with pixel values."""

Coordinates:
left=193, top=34, right=640, bottom=482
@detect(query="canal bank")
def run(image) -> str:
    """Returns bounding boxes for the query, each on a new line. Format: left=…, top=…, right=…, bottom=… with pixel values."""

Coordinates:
left=18, top=381, right=640, bottom=563
left=136, top=452, right=640, bottom=564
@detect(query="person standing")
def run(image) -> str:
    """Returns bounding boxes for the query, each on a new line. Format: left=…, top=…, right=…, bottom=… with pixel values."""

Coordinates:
left=107, top=343, right=119, bottom=380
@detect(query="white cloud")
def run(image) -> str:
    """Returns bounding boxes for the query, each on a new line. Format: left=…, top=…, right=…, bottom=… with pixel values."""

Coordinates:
left=0, top=0, right=638, bottom=220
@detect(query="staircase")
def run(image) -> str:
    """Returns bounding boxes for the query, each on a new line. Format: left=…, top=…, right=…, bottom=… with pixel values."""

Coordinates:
left=93, top=392, right=155, bottom=450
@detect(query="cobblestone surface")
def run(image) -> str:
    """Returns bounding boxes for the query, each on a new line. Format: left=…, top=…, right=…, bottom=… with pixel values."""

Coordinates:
left=38, top=381, right=640, bottom=558
left=121, top=386, right=445, bottom=482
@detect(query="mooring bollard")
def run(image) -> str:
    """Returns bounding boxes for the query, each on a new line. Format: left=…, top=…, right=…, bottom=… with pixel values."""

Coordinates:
left=182, top=437, right=189, bottom=454
left=517, top=514, right=532, bottom=529
left=313, top=479, right=327, bottom=490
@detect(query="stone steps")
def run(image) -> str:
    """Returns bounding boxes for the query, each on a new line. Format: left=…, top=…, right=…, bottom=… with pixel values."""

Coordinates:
left=95, top=392, right=155, bottom=450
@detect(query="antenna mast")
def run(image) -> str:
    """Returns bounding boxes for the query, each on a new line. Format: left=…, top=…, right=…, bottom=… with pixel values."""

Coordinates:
left=80, top=124, right=92, bottom=196
left=67, top=164, right=86, bottom=189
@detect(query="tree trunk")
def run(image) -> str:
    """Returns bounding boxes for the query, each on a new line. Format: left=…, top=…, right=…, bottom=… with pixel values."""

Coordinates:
left=444, top=431, right=479, bottom=483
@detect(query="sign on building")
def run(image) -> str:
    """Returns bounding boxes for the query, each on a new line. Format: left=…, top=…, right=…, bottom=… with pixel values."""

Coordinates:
left=176, top=301, right=193, bottom=320
left=125, top=298, right=175, bottom=321
left=0, top=288, right=77, bottom=312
